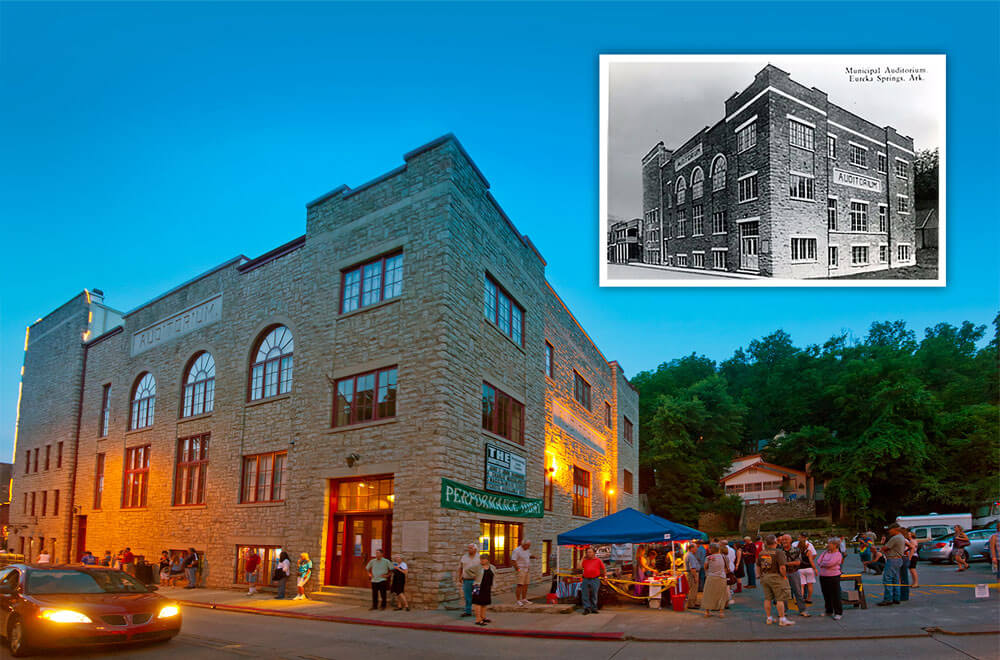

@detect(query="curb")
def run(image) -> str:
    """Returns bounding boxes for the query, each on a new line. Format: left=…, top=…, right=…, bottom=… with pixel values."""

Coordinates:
left=177, top=600, right=1000, bottom=643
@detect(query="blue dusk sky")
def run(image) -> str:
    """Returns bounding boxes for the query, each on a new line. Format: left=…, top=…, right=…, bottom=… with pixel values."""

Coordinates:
left=1, top=1, right=998, bottom=461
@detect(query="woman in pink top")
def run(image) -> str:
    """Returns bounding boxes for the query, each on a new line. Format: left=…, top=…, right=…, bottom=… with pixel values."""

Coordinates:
left=816, top=538, right=844, bottom=619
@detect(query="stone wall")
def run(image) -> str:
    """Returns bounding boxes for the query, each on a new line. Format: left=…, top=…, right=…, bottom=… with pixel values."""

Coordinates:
left=741, top=499, right=821, bottom=534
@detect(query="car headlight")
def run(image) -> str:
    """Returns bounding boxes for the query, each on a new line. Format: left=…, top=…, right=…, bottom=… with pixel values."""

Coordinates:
left=157, top=605, right=180, bottom=619
left=39, top=608, right=93, bottom=624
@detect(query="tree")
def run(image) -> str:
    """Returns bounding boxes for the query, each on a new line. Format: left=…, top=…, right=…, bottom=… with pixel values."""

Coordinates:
left=913, top=148, right=938, bottom=208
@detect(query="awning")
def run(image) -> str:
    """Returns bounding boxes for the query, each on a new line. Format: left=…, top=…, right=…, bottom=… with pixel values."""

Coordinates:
left=556, top=507, right=706, bottom=545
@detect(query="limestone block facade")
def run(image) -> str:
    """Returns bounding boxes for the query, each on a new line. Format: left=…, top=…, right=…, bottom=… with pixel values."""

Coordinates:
left=9, top=135, right=639, bottom=607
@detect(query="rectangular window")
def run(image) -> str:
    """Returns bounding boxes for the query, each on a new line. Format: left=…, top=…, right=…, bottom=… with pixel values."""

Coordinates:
left=31, top=492, right=36, bottom=516
left=850, top=201, right=869, bottom=232
left=827, top=197, right=838, bottom=230
left=738, top=174, right=758, bottom=203
left=99, top=384, right=111, bottom=437
left=53, top=490, right=59, bottom=516
left=44, top=445, right=50, bottom=471
left=33, top=448, right=38, bottom=473
left=879, top=245, right=889, bottom=263
left=122, top=445, right=150, bottom=509
left=241, top=451, right=287, bottom=503
left=336, top=477, right=394, bottom=511
left=41, top=491, right=47, bottom=516
left=57, top=442, right=63, bottom=469
left=235, top=546, right=280, bottom=587
left=898, top=244, right=911, bottom=262
left=482, top=382, right=525, bottom=444
left=542, top=540, right=552, bottom=576
left=479, top=520, right=522, bottom=569
left=334, top=367, right=398, bottom=427
left=483, top=275, right=524, bottom=345
left=624, top=470, right=634, bottom=495
left=543, top=466, right=553, bottom=511
left=789, top=120, right=814, bottom=151
left=677, top=215, right=686, bottom=237
left=340, top=252, right=403, bottom=314
left=879, top=205, right=888, bottom=232
left=677, top=254, right=688, bottom=267
left=789, top=173, right=815, bottom=200
left=897, top=194, right=909, bottom=213
left=604, top=482, right=612, bottom=517
left=829, top=246, right=838, bottom=267
left=791, top=238, right=818, bottom=262
left=94, top=453, right=105, bottom=510
left=878, top=153, right=888, bottom=174
left=827, top=135, right=836, bottom=157
left=174, top=434, right=209, bottom=506
left=24, top=450, right=29, bottom=474
left=712, top=211, right=726, bottom=234
left=737, top=122, right=756, bottom=153
left=692, top=205, right=704, bottom=235
left=623, top=416, right=634, bottom=445
left=573, top=372, right=591, bottom=410
left=712, top=250, right=726, bottom=270
left=692, top=252, right=705, bottom=268
left=852, top=245, right=870, bottom=265
left=895, top=158, right=908, bottom=179
left=604, top=401, right=612, bottom=428
left=850, top=143, right=868, bottom=168
left=573, top=466, right=591, bottom=517
left=544, top=342, right=553, bottom=379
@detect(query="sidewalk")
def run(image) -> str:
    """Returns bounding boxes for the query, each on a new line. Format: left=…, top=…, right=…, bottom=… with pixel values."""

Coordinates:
left=161, top=560, right=999, bottom=642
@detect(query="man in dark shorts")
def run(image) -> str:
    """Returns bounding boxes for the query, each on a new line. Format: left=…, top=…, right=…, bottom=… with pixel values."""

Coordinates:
left=758, top=535, right=795, bottom=627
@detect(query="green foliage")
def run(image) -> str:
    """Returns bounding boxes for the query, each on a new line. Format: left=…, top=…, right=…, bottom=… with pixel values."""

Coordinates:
left=759, top=518, right=831, bottom=532
left=634, top=315, right=1000, bottom=529
left=914, top=148, right=939, bottom=207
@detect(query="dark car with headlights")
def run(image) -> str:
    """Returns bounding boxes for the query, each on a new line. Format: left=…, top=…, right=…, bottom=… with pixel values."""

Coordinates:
left=0, top=564, right=181, bottom=656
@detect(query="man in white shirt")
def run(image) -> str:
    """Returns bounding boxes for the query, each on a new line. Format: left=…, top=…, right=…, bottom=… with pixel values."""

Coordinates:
left=511, top=539, right=533, bottom=606
left=720, top=539, right=736, bottom=605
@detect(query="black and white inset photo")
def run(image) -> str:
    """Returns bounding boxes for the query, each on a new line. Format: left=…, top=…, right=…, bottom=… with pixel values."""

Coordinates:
left=599, top=54, right=945, bottom=286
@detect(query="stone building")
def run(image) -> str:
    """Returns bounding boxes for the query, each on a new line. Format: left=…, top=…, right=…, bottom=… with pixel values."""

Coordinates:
left=9, top=135, right=639, bottom=607
left=607, top=218, right=643, bottom=264
left=641, top=65, right=917, bottom=278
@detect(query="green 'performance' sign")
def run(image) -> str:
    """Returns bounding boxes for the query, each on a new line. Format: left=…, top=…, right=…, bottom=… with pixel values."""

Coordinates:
left=440, top=478, right=544, bottom=518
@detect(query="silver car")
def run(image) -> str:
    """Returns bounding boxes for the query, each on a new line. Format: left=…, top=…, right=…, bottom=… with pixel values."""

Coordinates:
left=917, top=528, right=993, bottom=563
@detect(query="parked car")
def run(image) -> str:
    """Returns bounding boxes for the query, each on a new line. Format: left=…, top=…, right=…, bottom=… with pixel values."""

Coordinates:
left=917, top=528, right=994, bottom=564
left=0, top=564, right=181, bottom=657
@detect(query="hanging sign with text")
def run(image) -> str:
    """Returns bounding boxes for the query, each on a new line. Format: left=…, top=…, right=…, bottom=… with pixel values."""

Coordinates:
left=440, top=478, right=543, bottom=518
left=484, top=444, right=527, bottom=497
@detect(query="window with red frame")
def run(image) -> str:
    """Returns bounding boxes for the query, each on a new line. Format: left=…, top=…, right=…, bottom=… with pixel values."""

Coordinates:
left=241, top=451, right=286, bottom=503
left=249, top=326, right=293, bottom=401
left=30, top=492, right=36, bottom=516
left=604, top=402, right=612, bottom=428
left=624, top=469, right=634, bottom=494
left=33, top=448, right=39, bottom=472
left=334, top=367, right=398, bottom=427
left=57, top=442, right=63, bottom=468
left=481, top=382, right=524, bottom=444
left=483, top=275, right=523, bottom=345
left=573, top=466, right=591, bottom=517
left=573, top=371, right=591, bottom=410
left=45, top=445, right=50, bottom=470
left=479, top=520, right=522, bottom=568
left=122, top=445, right=150, bottom=508
left=94, top=453, right=105, bottom=510
left=53, top=490, right=59, bottom=516
left=174, top=434, right=209, bottom=506
left=341, top=252, right=404, bottom=314
left=41, top=491, right=47, bottom=516
left=623, top=416, right=634, bottom=445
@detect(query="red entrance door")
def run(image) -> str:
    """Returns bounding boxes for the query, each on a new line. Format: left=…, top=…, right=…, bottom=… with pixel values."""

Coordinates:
left=325, top=476, right=394, bottom=587
left=342, top=515, right=390, bottom=587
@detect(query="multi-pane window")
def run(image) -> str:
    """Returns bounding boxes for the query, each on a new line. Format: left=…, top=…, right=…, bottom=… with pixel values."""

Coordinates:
left=676, top=177, right=686, bottom=204
left=789, top=173, right=815, bottom=200
left=898, top=244, right=911, bottom=262
left=850, top=201, right=869, bottom=232
left=56, top=442, right=63, bottom=468
left=829, top=246, right=839, bottom=267
left=897, top=194, right=909, bottom=213
left=249, top=325, right=293, bottom=400
left=791, top=238, right=818, bottom=262
left=182, top=352, right=216, bottom=417
left=712, top=211, right=726, bottom=234
left=334, top=367, right=398, bottom=427
left=879, top=205, right=888, bottom=232
left=482, top=382, right=525, bottom=444
left=236, top=546, right=281, bottom=587
left=850, top=143, right=868, bottom=168
left=623, top=416, right=634, bottom=445
left=677, top=215, right=686, bottom=237
left=122, top=445, right=150, bottom=509
left=573, top=371, right=591, bottom=410
left=895, top=158, right=908, bottom=179
left=479, top=520, right=522, bottom=568
left=604, top=401, right=612, bottom=428
left=713, top=250, right=726, bottom=269
left=337, top=477, right=394, bottom=511
left=827, top=198, right=838, bottom=230
left=573, top=466, right=591, bottom=517
left=543, top=467, right=553, bottom=511
left=712, top=155, right=726, bottom=191
left=483, top=275, right=523, bottom=346
left=879, top=245, right=889, bottom=263
left=789, top=120, right=814, bottom=151
left=341, top=252, right=404, bottom=314
left=691, top=167, right=704, bottom=199
left=738, top=174, right=758, bottom=203
left=692, top=205, right=704, bottom=235
left=99, top=384, right=111, bottom=437
left=827, top=135, right=837, bottom=158
left=174, top=434, right=209, bottom=506
left=544, top=342, right=554, bottom=379
left=692, top=252, right=705, bottom=268
left=677, top=254, right=689, bottom=267
left=94, top=453, right=105, bottom=510
left=241, top=451, right=287, bottom=503
left=130, top=373, right=156, bottom=430
left=624, top=469, right=634, bottom=494
left=852, top=245, right=870, bottom=265
left=877, top=153, right=888, bottom=174
left=737, top=122, right=756, bottom=153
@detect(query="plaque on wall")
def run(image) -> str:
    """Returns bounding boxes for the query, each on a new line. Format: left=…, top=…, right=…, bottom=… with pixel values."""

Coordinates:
left=484, top=444, right=527, bottom=497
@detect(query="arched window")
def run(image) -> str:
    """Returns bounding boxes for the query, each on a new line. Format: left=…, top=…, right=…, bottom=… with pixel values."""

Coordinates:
left=691, top=167, right=704, bottom=199
left=130, top=372, right=156, bottom=430
left=183, top=352, right=216, bottom=417
left=712, top=154, right=727, bottom=191
left=250, top=326, right=294, bottom=400
left=676, top=176, right=687, bottom=204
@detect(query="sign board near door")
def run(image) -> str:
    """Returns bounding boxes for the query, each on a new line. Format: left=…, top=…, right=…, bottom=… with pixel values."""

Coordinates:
left=441, top=478, right=543, bottom=518
left=485, top=444, right=526, bottom=497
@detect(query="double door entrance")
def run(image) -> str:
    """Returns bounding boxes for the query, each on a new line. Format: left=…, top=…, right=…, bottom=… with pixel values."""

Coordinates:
left=739, top=221, right=760, bottom=271
left=325, top=476, right=394, bottom=588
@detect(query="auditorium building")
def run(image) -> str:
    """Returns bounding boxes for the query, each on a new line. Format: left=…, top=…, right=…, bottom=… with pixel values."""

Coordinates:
left=10, top=135, right=639, bottom=607
left=641, top=65, right=917, bottom=278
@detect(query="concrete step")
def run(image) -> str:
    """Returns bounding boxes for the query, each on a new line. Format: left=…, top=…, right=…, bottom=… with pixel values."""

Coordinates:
left=310, top=585, right=371, bottom=606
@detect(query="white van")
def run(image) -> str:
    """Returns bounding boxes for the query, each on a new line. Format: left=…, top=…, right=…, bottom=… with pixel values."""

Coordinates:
left=895, top=513, right=972, bottom=542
